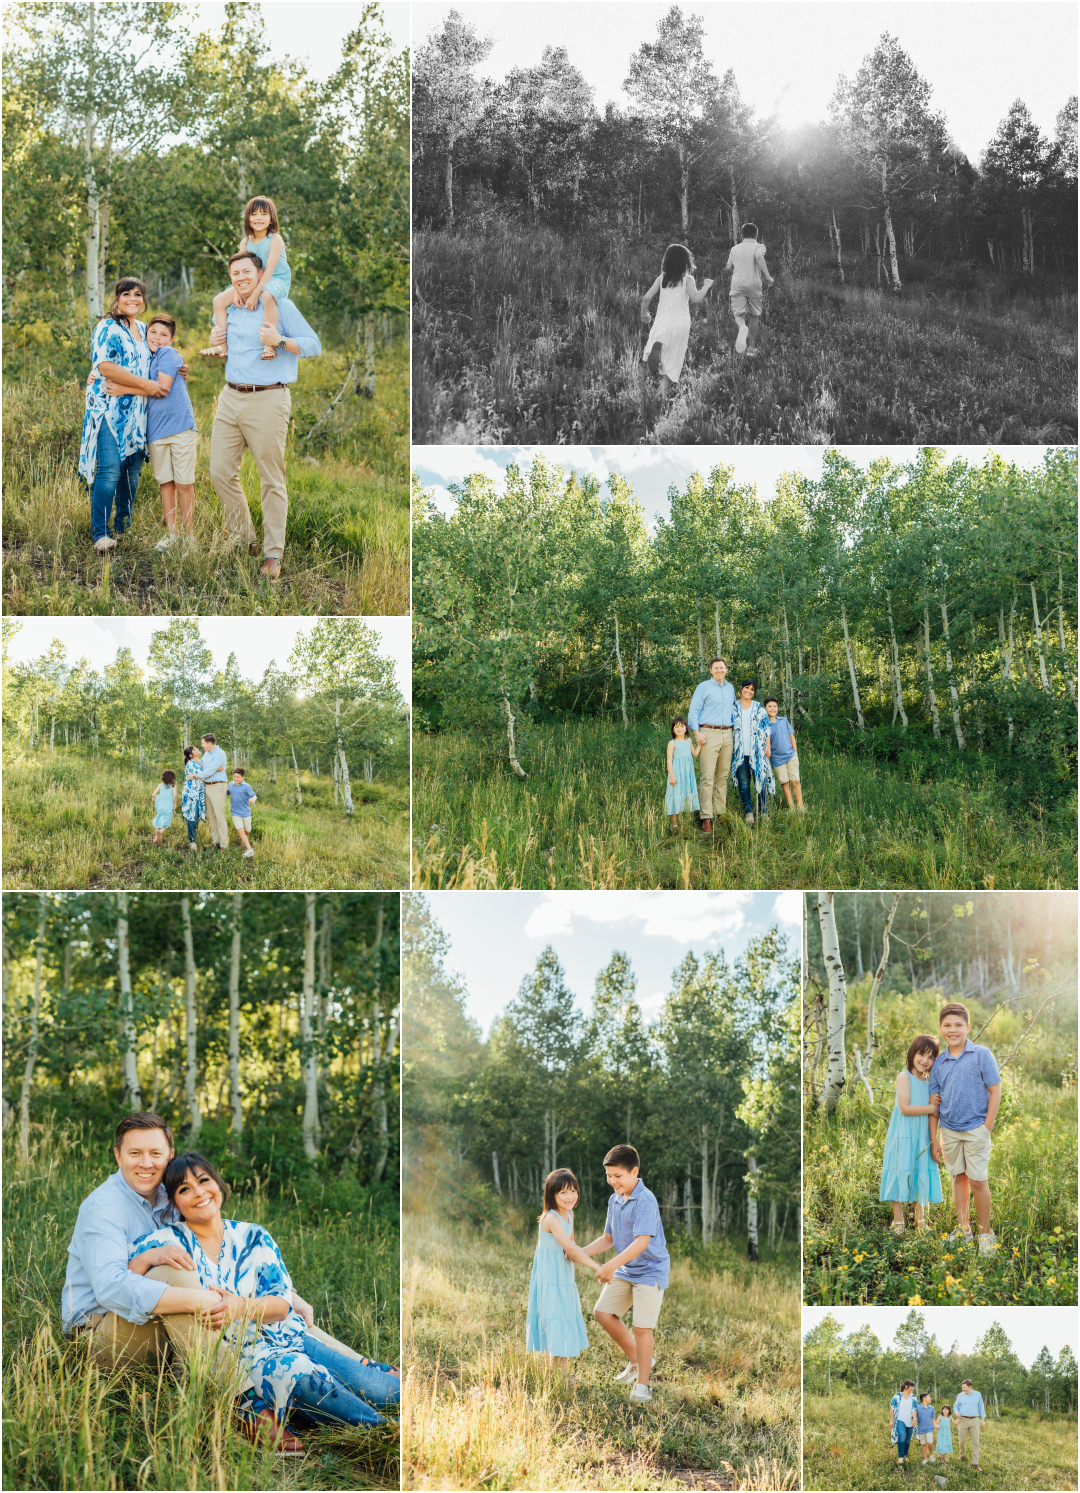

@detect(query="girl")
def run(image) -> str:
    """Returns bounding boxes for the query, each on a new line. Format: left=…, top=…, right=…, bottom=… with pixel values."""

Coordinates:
left=640, top=244, right=714, bottom=397
left=181, top=745, right=206, bottom=852
left=666, top=716, right=701, bottom=828
left=935, top=1403, right=953, bottom=1463
left=151, top=770, right=177, bottom=845
left=526, top=1169, right=600, bottom=1374
left=730, top=679, right=774, bottom=825
left=889, top=1379, right=917, bottom=1470
left=205, top=197, right=291, bottom=360
left=880, top=1034, right=943, bottom=1235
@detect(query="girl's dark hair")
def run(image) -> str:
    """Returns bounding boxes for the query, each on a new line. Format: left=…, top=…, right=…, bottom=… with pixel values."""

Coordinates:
left=244, top=195, right=280, bottom=237
left=161, top=770, right=176, bottom=785
left=541, top=1168, right=580, bottom=1218
left=164, top=1151, right=230, bottom=1206
left=906, top=1034, right=939, bottom=1073
left=183, top=746, right=198, bottom=762
left=106, top=277, right=148, bottom=324
left=661, top=242, right=693, bottom=287
left=671, top=715, right=689, bottom=739
left=940, top=1404, right=951, bottom=1415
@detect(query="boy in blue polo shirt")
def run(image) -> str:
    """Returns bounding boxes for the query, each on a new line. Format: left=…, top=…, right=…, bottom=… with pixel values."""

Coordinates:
left=227, top=768, right=258, bottom=859
left=581, top=1144, right=670, bottom=1404
left=928, top=1002, right=1001, bottom=1257
left=145, top=315, right=198, bottom=551
left=763, top=697, right=805, bottom=811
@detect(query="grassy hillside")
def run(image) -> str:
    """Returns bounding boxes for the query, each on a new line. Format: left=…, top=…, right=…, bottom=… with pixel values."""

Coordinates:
left=411, top=722, right=1077, bottom=890
left=402, top=1207, right=799, bottom=1491
left=412, top=222, right=1077, bottom=445
left=3, top=316, right=409, bottom=615
left=2, top=1121, right=400, bottom=1491
left=2, top=742, right=408, bottom=890
left=803, top=1385, right=1077, bottom=1491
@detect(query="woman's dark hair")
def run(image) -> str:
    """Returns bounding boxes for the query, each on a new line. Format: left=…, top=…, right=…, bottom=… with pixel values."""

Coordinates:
left=906, top=1033, right=939, bottom=1074
left=164, top=1151, right=230, bottom=1206
left=900, top=1380, right=915, bottom=1391
left=661, top=242, right=694, bottom=287
left=671, top=715, right=689, bottom=739
left=739, top=680, right=757, bottom=694
left=106, top=277, right=148, bottom=324
left=183, top=745, right=198, bottom=762
left=541, top=1168, right=580, bottom=1218
left=244, top=195, right=280, bottom=237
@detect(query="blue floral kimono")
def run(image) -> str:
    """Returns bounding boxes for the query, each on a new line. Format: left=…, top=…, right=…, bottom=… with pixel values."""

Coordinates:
left=181, top=761, right=206, bottom=822
left=78, top=317, right=150, bottom=485
left=730, top=699, right=775, bottom=810
left=130, top=1219, right=338, bottom=1423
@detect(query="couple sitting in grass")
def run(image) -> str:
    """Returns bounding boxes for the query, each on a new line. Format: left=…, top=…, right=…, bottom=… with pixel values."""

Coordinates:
left=526, top=1145, right=668, bottom=1405
left=151, top=733, right=257, bottom=858
left=891, top=1378, right=986, bottom=1472
left=667, top=657, right=806, bottom=833
left=63, top=1111, right=399, bottom=1456
left=880, top=1002, right=1001, bottom=1257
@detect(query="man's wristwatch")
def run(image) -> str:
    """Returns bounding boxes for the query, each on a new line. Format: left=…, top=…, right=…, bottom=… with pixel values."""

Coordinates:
left=277, top=337, right=287, bottom=349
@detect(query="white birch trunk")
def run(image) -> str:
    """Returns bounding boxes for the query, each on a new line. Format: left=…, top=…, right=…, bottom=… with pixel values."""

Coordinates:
left=1058, top=567, right=1076, bottom=704
left=117, top=891, right=142, bottom=1109
left=831, top=205, right=844, bottom=282
left=181, top=896, right=202, bottom=1137
left=228, top=891, right=243, bottom=1134
left=1030, top=583, right=1051, bottom=693
left=714, top=600, right=722, bottom=659
left=335, top=698, right=354, bottom=813
left=696, top=605, right=705, bottom=673
left=18, top=895, right=48, bottom=1163
left=923, top=604, right=941, bottom=738
left=503, top=696, right=527, bottom=777
left=492, top=1150, right=501, bottom=1194
left=290, top=741, right=302, bottom=807
left=881, top=169, right=901, bottom=290
left=301, top=893, right=320, bottom=1158
left=83, top=6, right=104, bottom=320
left=613, top=611, right=628, bottom=728
left=840, top=600, right=866, bottom=729
left=885, top=591, right=908, bottom=728
left=940, top=600, right=967, bottom=748
left=817, top=892, right=847, bottom=1112
left=700, top=1128, right=711, bottom=1245
left=746, top=1153, right=759, bottom=1260
left=864, top=892, right=902, bottom=1068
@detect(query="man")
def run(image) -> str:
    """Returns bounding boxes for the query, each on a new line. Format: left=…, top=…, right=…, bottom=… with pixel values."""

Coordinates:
left=207, top=250, right=322, bottom=581
left=952, top=1379, right=986, bottom=1470
left=687, top=657, right=736, bottom=832
left=195, top=733, right=230, bottom=850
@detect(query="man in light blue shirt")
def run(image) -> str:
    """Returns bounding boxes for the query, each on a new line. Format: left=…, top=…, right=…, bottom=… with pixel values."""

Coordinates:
left=207, top=250, right=322, bottom=580
left=194, top=732, right=230, bottom=850
left=952, top=1380, right=986, bottom=1468
left=687, top=656, right=736, bottom=831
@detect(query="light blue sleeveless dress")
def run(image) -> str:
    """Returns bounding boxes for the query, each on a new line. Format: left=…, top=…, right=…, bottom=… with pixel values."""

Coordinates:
left=525, top=1210, right=589, bottom=1358
left=153, top=783, right=174, bottom=829
left=879, top=1072, right=943, bottom=1204
left=666, top=738, right=700, bottom=814
left=246, top=233, right=291, bottom=302
left=936, top=1415, right=953, bottom=1453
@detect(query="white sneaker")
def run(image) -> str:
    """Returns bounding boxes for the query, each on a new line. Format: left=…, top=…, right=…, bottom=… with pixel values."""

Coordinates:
left=156, top=533, right=181, bottom=551
left=735, top=324, right=748, bottom=354
left=746, top=347, right=760, bottom=359
left=629, top=1383, right=652, bottom=1403
left=243, top=849, right=255, bottom=858
left=978, top=1231, right=997, bottom=1257
left=615, top=1357, right=655, bottom=1383
left=93, top=536, right=117, bottom=553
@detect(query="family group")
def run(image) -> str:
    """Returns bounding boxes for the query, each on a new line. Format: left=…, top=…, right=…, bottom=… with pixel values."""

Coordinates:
left=78, top=197, right=320, bottom=581
left=890, top=1380, right=989, bottom=1472
left=64, top=1111, right=399, bottom=1456
left=151, top=734, right=258, bottom=858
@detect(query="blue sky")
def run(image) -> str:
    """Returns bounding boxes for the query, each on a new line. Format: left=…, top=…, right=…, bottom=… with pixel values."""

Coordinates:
left=802, top=1306, right=1078, bottom=1369
left=424, top=889, right=801, bottom=1034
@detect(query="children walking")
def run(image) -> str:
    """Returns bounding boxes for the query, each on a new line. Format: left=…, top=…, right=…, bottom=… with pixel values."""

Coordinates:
left=762, top=697, right=804, bottom=811
left=666, top=716, right=701, bottom=829
left=204, top=196, right=291, bottom=361
left=525, top=1169, right=600, bottom=1373
left=928, top=1003, right=1002, bottom=1256
left=228, top=768, right=258, bottom=860
left=880, top=1035, right=943, bottom=1235
left=723, top=223, right=774, bottom=358
left=916, top=1392, right=937, bottom=1464
left=151, top=770, right=177, bottom=845
left=935, top=1403, right=953, bottom=1463
left=144, top=314, right=198, bottom=550
left=640, top=244, right=714, bottom=398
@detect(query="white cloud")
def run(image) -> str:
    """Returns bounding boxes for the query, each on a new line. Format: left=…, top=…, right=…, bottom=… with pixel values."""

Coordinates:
left=772, top=891, right=803, bottom=927
left=523, top=899, right=575, bottom=939
left=524, top=891, right=752, bottom=945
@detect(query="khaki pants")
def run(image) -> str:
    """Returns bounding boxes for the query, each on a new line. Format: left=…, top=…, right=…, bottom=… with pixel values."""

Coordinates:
left=204, top=781, right=230, bottom=847
left=955, top=1416, right=981, bottom=1461
left=697, top=728, right=733, bottom=818
left=76, top=1266, right=233, bottom=1383
left=209, top=384, right=291, bottom=560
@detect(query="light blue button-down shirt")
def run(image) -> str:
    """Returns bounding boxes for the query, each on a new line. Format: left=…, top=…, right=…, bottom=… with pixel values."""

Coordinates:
left=687, top=677, right=736, bottom=732
left=63, top=1169, right=179, bottom=1331
left=223, top=297, right=321, bottom=385
left=605, top=1180, right=670, bottom=1288
left=197, top=745, right=228, bottom=783
left=928, top=1039, right=1001, bottom=1132
left=953, top=1390, right=985, bottom=1418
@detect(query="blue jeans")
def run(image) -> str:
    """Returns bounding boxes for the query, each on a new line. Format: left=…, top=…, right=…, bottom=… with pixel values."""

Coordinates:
left=251, top=1333, right=400, bottom=1429
left=896, top=1421, right=913, bottom=1460
left=185, top=817, right=198, bottom=844
left=734, top=759, right=764, bottom=816
left=90, top=421, right=145, bottom=540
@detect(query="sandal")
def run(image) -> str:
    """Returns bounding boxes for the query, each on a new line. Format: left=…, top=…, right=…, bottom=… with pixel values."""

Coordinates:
left=889, top=1220, right=905, bottom=1238
left=199, top=345, right=227, bottom=358
left=259, top=346, right=278, bottom=360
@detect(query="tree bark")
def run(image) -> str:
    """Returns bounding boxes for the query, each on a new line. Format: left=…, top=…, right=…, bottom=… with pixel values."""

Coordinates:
left=290, top=741, right=302, bottom=807
left=840, top=600, right=866, bottom=729
left=864, top=893, right=902, bottom=1068
left=885, top=591, right=908, bottom=728
left=117, top=891, right=142, bottom=1109
left=923, top=604, right=941, bottom=738
left=940, top=600, right=967, bottom=748
left=831, top=205, right=844, bottom=282
left=503, top=696, right=527, bottom=777
left=301, top=893, right=320, bottom=1158
left=228, top=891, right=243, bottom=1134
left=1030, top=582, right=1052, bottom=693
left=746, top=1154, right=759, bottom=1260
left=181, top=896, right=202, bottom=1138
left=881, top=167, right=901, bottom=291
left=817, top=892, right=847, bottom=1112
left=18, top=895, right=48, bottom=1163
left=613, top=611, right=628, bottom=728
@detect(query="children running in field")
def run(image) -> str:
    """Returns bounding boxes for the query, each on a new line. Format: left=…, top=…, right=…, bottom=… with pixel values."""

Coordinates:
left=879, top=1034, right=943, bottom=1235
left=228, top=768, right=258, bottom=860
left=204, top=196, right=291, bottom=361
left=724, top=223, right=774, bottom=359
left=935, top=1403, right=953, bottom=1463
left=763, top=697, right=804, bottom=811
left=151, top=770, right=177, bottom=845
left=929, top=1002, right=1002, bottom=1257
left=666, top=716, right=701, bottom=829
left=526, top=1169, right=600, bottom=1374
left=641, top=244, right=714, bottom=398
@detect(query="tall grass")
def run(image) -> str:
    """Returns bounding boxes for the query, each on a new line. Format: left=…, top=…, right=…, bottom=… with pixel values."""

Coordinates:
left=402, top=1206, right=799, bottom=1490
left=411, top=721, right=1077, bottom=890
left=2, top=1120, right=400, bottom=1491
left=412, top=221, right=1078, bottom=444
left=803, top=1384, right=1077, bottom=1492
left=3, top=741, right=409, bottom=890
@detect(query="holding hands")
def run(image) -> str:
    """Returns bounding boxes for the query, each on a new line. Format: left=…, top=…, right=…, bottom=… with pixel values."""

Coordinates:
left=595, top=1260, right=617, bottom=1286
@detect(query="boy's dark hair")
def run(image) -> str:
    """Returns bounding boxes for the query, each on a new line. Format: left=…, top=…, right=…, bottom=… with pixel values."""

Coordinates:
left=920, top=1391, right=932, bottom=1402
left=161, top=769, right=176, bottom=785
left=603, top=1144, right=640, bottom=1171
left=741, top=222, right=759, bottom=239
left=147, top=313, right=176, bottom=337
left=201, top=733, right=216, bottom=745
left=906, top=1034, right=939, bottom=1073
left=115, top=1111, right=173, bottom=1150
left=243, top=195, right=280, bottom=237
left=763, top=696, right=778, bottom=708
left=671, top=716, right=689, bottom=739
left=233, top=767, right=246, bottom=778
left=541, top=1167, right=580, bottom=1219
left=938, top=1002, right=970, bottom=1025
left=661, top=242, right=694, bottom=288
left=164, top=1151, right=230, bottom=1205
left=106, top=277, right=148, bottom=324
left=739, top=679, right=757, bottom=693
left=227, top=250, right=262, bottom=274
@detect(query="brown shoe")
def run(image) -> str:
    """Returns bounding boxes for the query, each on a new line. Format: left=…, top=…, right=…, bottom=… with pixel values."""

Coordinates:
left=239, top=1407, right=305, bottom=1457
left=261, top=558, right=281, bottom=582
left=248, top=542, right=260, bottom=556
left=699, top=818, right=713, bottom=833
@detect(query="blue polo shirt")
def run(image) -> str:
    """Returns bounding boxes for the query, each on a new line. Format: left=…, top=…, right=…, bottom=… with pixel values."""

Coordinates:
left=928, top=1039, right=1000, bottom=1131
left=916, top=1402, right=935, bottom=1433
left=953, top=1390, right=985, bottom=1419
left=604, top=1179, right=670, bottom=1288
left=767, top=715, right=796, bottom=765
left=687, top=678, right=736, bottom=732
left=147, top=346, right=197, bottom=442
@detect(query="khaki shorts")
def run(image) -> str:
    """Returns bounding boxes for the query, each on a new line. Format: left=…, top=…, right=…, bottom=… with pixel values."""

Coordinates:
left=917, top=1432, right=934, bottom=1446
left=939, top=1123, right=992, bottom=1181
left=232, top=815, right=252, bottom=832
left=774, top=754, right=801, bottom=784
left=594, top=1278, right=664, bottom=1330
left=730, top=291, right=763, bottom=318
left=148, top=427, right=198, bottom=484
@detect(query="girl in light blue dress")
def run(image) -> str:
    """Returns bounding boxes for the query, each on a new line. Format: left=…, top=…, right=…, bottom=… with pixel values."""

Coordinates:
left=526, top=1169, right=600, bottom=1372
left=935, top=1403, right=953, bottom=1462
left=880, top=1034, right=944, bottom=1235
left=666, top=716, right=701, bottom=827
left=207, top=196, right=292, bottom=361
left=151, top=771, right=177, bottom=845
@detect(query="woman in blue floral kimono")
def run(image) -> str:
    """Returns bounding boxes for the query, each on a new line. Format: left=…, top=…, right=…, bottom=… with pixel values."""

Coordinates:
left=729, top=679, right=774, bottom=824
left=129, top=1153, right=399, bottom=1456
left=181, top=746, right=207, bottom=851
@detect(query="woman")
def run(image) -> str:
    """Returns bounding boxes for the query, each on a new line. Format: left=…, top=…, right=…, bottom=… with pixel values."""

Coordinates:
left=729, top=679, right=774, bottom=825
left=181, top=746, right=206, bottom=851
left=890, top=1379, right=918, bottom=1470
left=129, top=1153, right=399, bottom=1455
left=78, top=277, right=164, bottom=554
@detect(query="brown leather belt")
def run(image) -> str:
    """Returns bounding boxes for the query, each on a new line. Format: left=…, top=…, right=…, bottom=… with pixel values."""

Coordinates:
left=226, top=381, right=286, bottom=393
left=700, top=724, right=732, bottom=730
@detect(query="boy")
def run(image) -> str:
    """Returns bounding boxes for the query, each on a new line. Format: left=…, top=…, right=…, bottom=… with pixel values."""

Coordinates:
left=928, top=1003, right=1001, bottom=1257
left=228, top=768, right=258, bottom=859
left=581, top=1144, right=670, bottom=1404
left=763, top=697, right=804, bottom=811
left=724, top=223, right=774, bottom=359
left=916, top=1392, right=936, bottom=1464
left=145, top=314, right=198, bottom=550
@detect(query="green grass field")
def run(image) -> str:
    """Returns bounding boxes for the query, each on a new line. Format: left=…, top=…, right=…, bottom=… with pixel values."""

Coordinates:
left=2, top=321, right=409, bottom=616
left=411, top=721, right=1077, bottom=890
left=402, top=1207, right=799, bottom=1491
left=803, top=1386, right=1077, bottom=1492
left=2, top=742, right=408, bottom=890
left=412, top=222, right=1078, bottom=445
left=2, top=1122, right=400, bottom=1491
